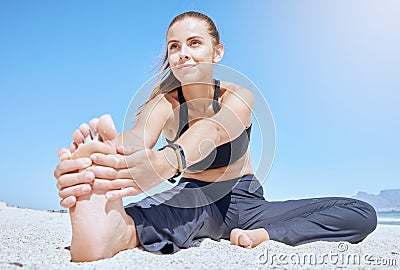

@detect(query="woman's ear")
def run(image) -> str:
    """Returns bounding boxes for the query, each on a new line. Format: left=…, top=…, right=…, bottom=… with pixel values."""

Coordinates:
left=212, top=44, right=224, bottom=63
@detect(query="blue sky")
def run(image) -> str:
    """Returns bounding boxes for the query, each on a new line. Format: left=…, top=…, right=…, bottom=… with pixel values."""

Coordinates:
left=0, top=0, right=399, bottom=210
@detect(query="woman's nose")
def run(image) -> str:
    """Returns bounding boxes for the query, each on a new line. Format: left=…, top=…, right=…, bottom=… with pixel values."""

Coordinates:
left=179, top=45, right=191, bottom=60
left=179, top=54, right=190, bottom=60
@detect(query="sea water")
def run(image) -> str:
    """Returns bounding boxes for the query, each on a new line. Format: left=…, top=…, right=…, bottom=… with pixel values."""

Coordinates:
left=377, top=211, right=400, bottom=225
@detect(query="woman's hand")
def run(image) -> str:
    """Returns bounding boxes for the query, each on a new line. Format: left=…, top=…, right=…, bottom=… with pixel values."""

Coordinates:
left=54, top=112, right=175, bottom=205
left=54, top=148, right=94, bottom=208
left=89, top=146, right=177, bottom=201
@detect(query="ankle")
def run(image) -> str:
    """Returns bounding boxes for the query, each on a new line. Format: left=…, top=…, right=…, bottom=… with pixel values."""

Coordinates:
left=122, top=215, right=139, bottom=249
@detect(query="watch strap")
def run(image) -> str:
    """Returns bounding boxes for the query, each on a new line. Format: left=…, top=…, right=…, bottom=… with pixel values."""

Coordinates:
left=158, top=143, right=186, bottom=183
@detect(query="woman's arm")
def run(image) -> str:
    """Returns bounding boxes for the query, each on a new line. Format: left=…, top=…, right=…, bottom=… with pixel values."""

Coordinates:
left=174, top=82, right=254, bottom=167
left=120, top=94, right=173, bottom=151
left=91, top=83, right=254, bottom=200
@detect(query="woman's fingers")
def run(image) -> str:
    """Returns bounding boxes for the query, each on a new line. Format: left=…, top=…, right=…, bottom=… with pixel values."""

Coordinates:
left=90, top=153, right=127, bottom=169
left=116, top=131, right=138, bottom=155
left=60, top=196, right=77, bottom=208
left=54, top=158, right=92, bottom=179
left=92, top=178, right=139, bottom=190
left=87, top=165, right=132, bottom=180
left=58, top=183, right=92, bottom=200
left=116, top=144, right=134, bottom=155
left=105, top=187, right=143, bottom=201
left=90, top=149, right=140, bottom=170
left=57, top=170, right=95, bottom=189
left=87, top=165, right=117, bottom=179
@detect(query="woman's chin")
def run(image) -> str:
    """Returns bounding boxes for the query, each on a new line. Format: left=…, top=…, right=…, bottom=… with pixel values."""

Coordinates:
left=176, top=74, right=212, bottom=86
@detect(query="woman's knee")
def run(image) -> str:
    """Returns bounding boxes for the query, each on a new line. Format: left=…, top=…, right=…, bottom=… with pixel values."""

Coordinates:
left=351, top=199, right=377, bottom=240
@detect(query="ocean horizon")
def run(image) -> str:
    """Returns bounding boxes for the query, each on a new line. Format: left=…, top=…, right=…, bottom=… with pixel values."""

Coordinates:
left=377, top=211, right=400, bottom=226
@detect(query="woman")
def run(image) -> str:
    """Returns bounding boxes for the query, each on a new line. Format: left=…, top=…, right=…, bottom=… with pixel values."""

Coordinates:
left=54, top=11, right=377, bottom=262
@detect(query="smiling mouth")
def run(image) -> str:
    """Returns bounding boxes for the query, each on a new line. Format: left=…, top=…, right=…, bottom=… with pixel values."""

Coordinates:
left=176, top=64, right=197, bottom=69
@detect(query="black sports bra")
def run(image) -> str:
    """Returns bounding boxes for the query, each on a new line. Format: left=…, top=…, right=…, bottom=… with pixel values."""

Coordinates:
left=166, top=79, right=252, bottom=171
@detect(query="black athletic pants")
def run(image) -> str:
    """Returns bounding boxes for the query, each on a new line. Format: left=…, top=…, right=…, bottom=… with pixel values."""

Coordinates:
left=124, top=174, right=377, bottom=253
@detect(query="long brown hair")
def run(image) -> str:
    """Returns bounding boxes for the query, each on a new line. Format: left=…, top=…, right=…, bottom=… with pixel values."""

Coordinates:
left=136, top=11, right=221, bottom=117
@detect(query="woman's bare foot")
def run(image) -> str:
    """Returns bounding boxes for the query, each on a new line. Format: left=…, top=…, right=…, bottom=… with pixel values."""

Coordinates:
left=230, top=228, right=270, bottom=248
left=69, top=114, right=139, bottom=262
left=71, top=115, right=117, bottom=159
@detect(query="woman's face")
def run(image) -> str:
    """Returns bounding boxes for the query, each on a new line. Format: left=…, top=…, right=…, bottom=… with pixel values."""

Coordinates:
left=166, top=18, right=223, bottom=85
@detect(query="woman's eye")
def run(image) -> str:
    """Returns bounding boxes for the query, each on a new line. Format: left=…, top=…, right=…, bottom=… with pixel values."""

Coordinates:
left=191, top=40, right=200, bottom=46
left=169, top=44, right=178, bottom=49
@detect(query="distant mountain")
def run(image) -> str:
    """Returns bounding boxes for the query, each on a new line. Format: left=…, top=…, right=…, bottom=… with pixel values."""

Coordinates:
left=353, top=189, right=400, bottom=212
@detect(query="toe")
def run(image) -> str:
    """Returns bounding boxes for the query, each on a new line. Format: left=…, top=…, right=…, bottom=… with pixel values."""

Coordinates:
left=238, top=233, right=252, bottom=248
left=72, top=129, right=85, bottom=144
left=230, top=228, right=240, bottom=245
left=71, top=141, right=115, bottom=159
left=89, top=118, right=99, bottom=134
left=97, top=114, right=117, bottom=143
left=79, top=123, right=91, bottom=140
left=230, top=228, right=253, bottom=248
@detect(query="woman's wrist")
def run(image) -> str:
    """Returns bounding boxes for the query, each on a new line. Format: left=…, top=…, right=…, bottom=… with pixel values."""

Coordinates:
left=157, top=144, right=187, bottom=183
left=157, top=147, right=179, bottom=181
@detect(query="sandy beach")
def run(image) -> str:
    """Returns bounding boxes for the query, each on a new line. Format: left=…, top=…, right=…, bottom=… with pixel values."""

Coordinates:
left=0, top=201, right=399, bottom=270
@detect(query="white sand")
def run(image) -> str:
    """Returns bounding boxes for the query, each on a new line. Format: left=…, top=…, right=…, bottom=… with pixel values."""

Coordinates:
left=1, top=201, right=399, bottom=269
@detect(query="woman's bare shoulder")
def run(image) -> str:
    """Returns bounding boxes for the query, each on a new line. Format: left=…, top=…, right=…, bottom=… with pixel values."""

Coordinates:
left=219, top=81, right=254, bottom=103
left=220, top=80, right=252, bottom=94
left=137, top=93, right=175, bottom=120
left=150, top=90, right=179, bottom=107
left=162, top=90, right=180, bottom=109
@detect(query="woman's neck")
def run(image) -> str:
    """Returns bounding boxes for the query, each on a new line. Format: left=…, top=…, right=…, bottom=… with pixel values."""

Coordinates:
left=181, top=80, right=215, bottom=113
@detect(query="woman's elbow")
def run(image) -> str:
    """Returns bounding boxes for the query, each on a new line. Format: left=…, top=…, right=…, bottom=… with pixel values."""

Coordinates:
left=198, top=120, right=221, bottom=146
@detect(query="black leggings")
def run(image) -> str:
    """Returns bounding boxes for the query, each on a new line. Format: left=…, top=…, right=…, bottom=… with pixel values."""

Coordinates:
left=124, top=174, right=377, bottom=253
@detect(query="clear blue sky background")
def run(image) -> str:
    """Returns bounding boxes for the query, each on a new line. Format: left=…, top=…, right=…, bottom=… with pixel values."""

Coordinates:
left=0, top=0, right=399, bottom=210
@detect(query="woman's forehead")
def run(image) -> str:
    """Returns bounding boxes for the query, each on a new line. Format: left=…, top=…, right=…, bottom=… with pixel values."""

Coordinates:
left=167, top=18, right=209, bottom=40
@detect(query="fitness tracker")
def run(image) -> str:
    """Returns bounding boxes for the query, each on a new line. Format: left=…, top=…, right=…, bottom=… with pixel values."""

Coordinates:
left=158, top=143, right=186, bottom=183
